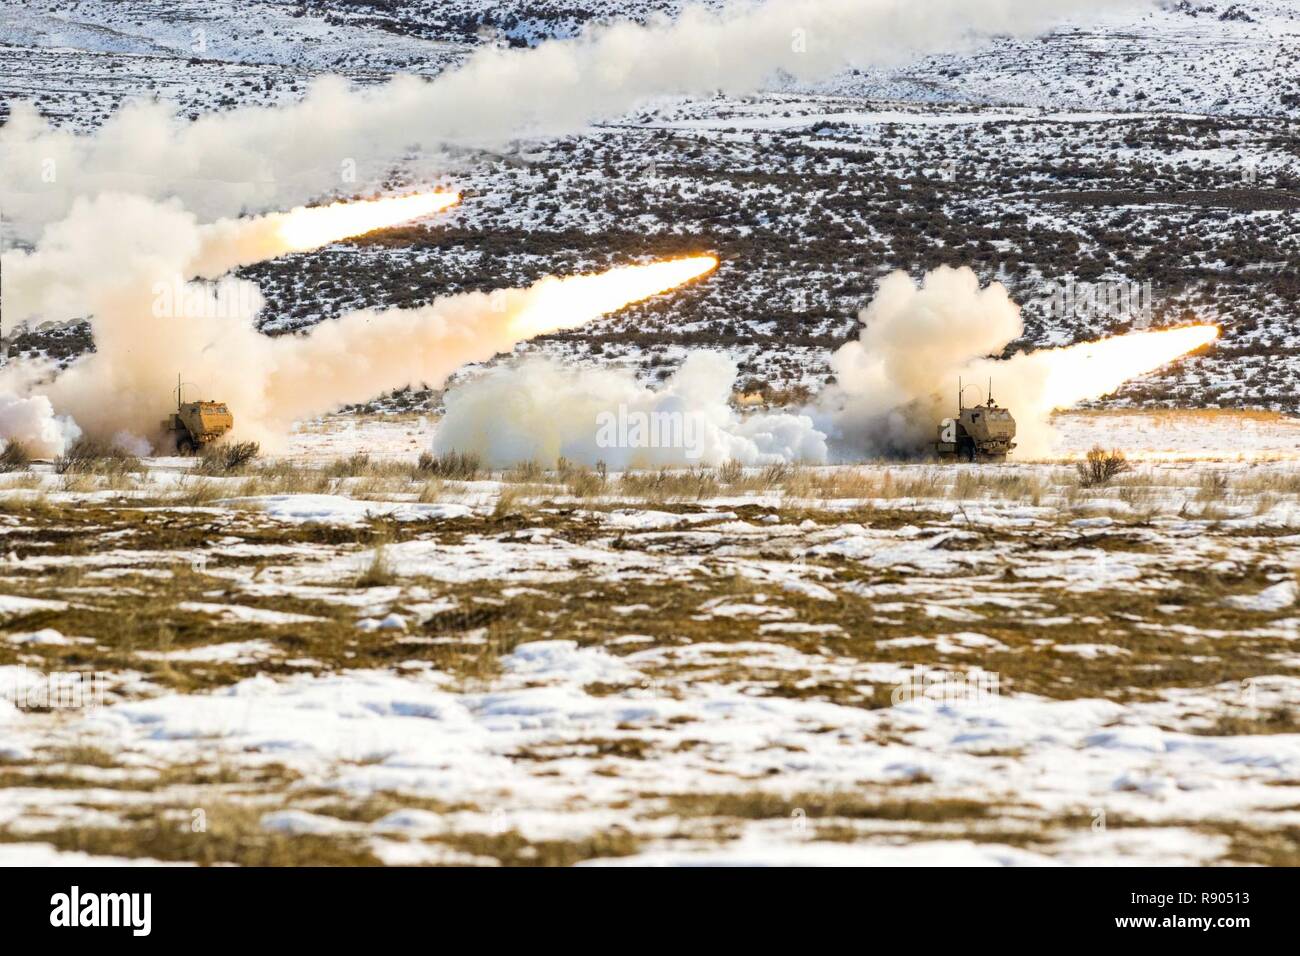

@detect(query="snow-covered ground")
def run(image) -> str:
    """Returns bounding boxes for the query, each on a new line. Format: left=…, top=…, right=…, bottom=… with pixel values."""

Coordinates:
left=286, top=409, right=1300, bottom=463
left=1, top=412, right=1298, bottom=866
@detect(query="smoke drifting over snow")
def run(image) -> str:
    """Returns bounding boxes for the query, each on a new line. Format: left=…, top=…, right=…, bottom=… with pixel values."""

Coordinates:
left=431, top=268, right=1027, bottom=467
left=819, top=266, right=1218, bottom=459
left=817, top=266, right=1025, bottom=457
left=0, top=0, right=1132, bottom=233
left=437, top=266, right=1216, bottom=467
left=0, top=0, right=1163, bottom=458
left=0, top=193, right=713, bottom=453
left=434, top=351, right=827, bottom=467
left=0, top=386, right=80, bottom=459
left=2, top=195, right=1207, bottom=462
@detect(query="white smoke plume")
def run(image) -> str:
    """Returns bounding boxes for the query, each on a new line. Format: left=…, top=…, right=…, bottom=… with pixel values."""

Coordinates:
left=2, top=192, right=458, bottom=328
left=430, top=269, right=1013, bottom=468
left=0, top=370, right=81, bottom=459
left=818, top=266, right=1217, bottom=459
left=438, top=266, right=1215, bottom=468
left=0, top=0, right=1137, bottom=233
left=0, top=192, right=716, bottom=453
left=433, top=351, right=827, bottom=467
left=431, top=267, right=1021, bottom=468
left=817, top=266, right=1025, bottom=457
left=0, top=324, right=83, bottom=459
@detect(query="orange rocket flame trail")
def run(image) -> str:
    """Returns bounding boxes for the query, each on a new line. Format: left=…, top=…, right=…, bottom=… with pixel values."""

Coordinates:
left=275, top=192, right=461, bottom=250
left=962, top=324, right=1221, bottom=457
left=508, top=255, right=719, bottom=338
left=191, top=191, right=462, bottom=278
left=246, top=255, right=720, bottom=437
left=1028, top=324, right=1220, bottom=411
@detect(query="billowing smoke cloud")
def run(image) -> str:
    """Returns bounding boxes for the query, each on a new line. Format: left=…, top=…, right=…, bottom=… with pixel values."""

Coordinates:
left=0, top=0, right=1154, bottom=456
left=2, top=192, right=457, bottom=328
left=433, top=351, right=826, bottom=467
left=0, top=193, right=715, bottom=453
left=0, top=330, right=83, bottom=457
left=430, top=267, right=1010, bottom=467
left=0, top=0, right=1135, bottom=233
left=0, top=368, right=80, bottom=458
left=816, top=266, right=1025, bottom=456
left=818, top=266, right=1217, bottom=459
left=438, top=266, right=1215, bottom=467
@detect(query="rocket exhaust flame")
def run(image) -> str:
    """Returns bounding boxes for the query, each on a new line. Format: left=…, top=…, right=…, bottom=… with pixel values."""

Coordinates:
left=3, top=192, right=463, bottom=330
left=258, top=256, right=721, bottom=429
left=954, top=326, right=1221, bottom=458
left=0, top=223, right=1213, bottom=464
left=819, top=268, right=1224, bottom=461
left=0, top=184, right=714, bottom=455
left=437, top=270, right=1226, bottom=470
left=273, top=192, right=461, bottom=252
left=2, top=238, right=719, bottom=452
left=1015, top=325, right=1220, bottom=412
left=191, top=192, right=462, bottom=283
left=508, top=256, right=719, bottom=338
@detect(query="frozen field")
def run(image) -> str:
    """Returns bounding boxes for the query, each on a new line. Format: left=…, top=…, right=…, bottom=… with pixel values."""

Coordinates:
left=1, top=411, right=1298, bottom=866
left=282, top=408, right=1300, bottom=464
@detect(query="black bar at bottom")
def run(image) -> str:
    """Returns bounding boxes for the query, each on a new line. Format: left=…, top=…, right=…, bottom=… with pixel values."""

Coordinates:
left=3, top=865, right=1289, bottom=942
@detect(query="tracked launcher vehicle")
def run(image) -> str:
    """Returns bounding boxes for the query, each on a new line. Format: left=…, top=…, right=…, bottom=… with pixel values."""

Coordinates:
left=934, top=378, right=1017, bottom=463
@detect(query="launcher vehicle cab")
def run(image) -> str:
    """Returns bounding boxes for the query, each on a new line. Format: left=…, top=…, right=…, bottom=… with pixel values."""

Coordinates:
left=161, top=377, right=233, bottom=454
left=934, top=380, right=1017, bottom=463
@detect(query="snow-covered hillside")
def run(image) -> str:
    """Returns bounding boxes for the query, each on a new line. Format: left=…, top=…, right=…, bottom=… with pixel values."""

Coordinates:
left=3, top=0, right=1298, bottom=412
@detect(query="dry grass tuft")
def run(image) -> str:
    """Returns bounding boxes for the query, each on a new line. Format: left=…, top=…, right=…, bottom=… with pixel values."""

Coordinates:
left=504, top=460, right=545, bottom=483
left=657, top=790, right=995, bottom=823
left=416, top=450, right=483, bottom=480
left=236, top=461, right=332, bottom=496
left=494, top=486, right=524, bottom=517
left=354, top=542, right=396, bottom=588
left=54, top=437, right=142, bottom=476
left=327, top=453, right=374, bottom=478
left=1076, top=446, right=1130, bottom=488
left=1234, top=469, right=1300, bottom=495
left=0, top=440, right=31, bottom=472
left=0, top=803, right=380, bottom=866
left=566, top=469, right=607, bottom=499
left=416, top=479, right=445, bottom=503
left=619, top=466, right=720, bottom=501
left=175, top=475, right=227, bottom=506
left=1196, top=470, right=1230, bottom=502
left=197, top=441, right=260, bottom=474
